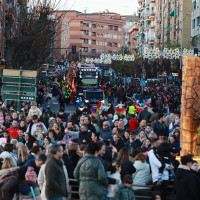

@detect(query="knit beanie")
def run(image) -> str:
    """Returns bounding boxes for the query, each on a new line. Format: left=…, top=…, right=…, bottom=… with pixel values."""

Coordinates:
left=25, top=167, right=37, bottom=183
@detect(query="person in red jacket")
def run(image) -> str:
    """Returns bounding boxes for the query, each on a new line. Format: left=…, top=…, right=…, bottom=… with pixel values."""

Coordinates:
left=7, top=119, right=20, bottom=139
left=128, top=114, right=139, bottom=131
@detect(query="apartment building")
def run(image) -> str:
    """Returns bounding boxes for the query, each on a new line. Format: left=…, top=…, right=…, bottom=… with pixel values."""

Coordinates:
left=137, top=0, right=156, bottom=50
left=191, top=0, right=200, bottom=47
left=155, top=0, right=192, bottom=49
left=128, top=23, right=139, bottom=54
left=54, top=11, right=126, bottom=60
left=123, top=15, right=138, bottom=51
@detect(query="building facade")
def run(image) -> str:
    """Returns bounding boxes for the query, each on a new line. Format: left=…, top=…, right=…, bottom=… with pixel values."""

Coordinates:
left=128, top=23, right=139, bottom=54
left=137, top=0, right=156, bottom=50
left=154, top=0, right=192, bottom=49
left=54, top=11, right=126, bottom=61
left=191, top=0, right=200, bottom=47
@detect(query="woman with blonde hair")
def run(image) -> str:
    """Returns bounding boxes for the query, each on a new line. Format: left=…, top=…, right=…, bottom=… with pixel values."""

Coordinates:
left=137, top=129, right=146, bottom=144
left=17, top=145, right=33, bottom=166
left=2, top=157, right=17, bottom=169
left=0, top=157, right=17, bottom=177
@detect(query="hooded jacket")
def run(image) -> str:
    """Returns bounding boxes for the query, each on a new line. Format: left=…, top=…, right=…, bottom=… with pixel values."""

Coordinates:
left=74, top=153, right=108, bottom=200
left=100, top=127, right=112, bottom=140
left=115, top=183, right=136, bottom=200
left=132, top=160, right=151, bottom=190
left=175, top=165, right=200, bottom=200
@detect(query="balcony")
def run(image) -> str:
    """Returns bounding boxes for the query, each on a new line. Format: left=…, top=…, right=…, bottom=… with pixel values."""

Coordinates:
left=149, top=13, right=155, bottom=18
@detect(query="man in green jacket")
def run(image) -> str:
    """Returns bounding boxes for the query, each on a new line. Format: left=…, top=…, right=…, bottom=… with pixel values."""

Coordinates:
left=74, top=142, right=108, bottom=200
left=45, top=144, right=67, bottom=200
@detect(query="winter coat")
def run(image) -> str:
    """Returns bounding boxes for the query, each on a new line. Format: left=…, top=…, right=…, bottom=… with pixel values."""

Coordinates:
left=45, top=156, right=67, bottom=198
left=138, top=110, right=151, bottom=123
left=17, top=155, right=35, bottom=167
left=129, top=119, right=139, bottom=131
left=7, top=126, right=20, bottom=139
left=19, top=184, right=41, bottom=200
left=115, top=183, right=136, bottom=200
left=152, top=120, right=168, bottom=137
left=175, top=165, right=200, bottom=200
left=147, top=149, right=169, bottom=183
left=100, top=127, right=113, bottom=140
left=0, top=167, right=20, bottom=200
left=132, top=160, right=151, bottom=190
left=38, top=164, right=69, bottom=200
left=111, top=140, right=124, bottom=152
left=120, top=160, right=136, bottom=180
left=107, top=171, right=121, bottom=198
left=28, top=107, right=42, bottom=118
left=74, top=153, right=108, bottom=200
left=0, top=151, right=18, bottom=165
left=164, top=113, right=175, bottom=128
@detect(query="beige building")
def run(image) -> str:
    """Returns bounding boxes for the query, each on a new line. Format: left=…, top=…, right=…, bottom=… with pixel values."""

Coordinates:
left=137, top=0, right=156, bottom=50
left=154, top=0, right=192, bottom=49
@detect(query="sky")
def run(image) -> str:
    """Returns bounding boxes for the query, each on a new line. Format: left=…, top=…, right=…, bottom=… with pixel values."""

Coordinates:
left=59, top=0, right=138, bottom=15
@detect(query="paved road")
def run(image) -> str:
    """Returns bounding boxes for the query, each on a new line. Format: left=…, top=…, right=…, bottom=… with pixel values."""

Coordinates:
left=49, top=97, right=76, bottom=114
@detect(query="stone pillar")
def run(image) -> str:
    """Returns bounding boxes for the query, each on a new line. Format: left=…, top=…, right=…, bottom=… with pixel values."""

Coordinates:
left=181, top=55, right=200, bottom=155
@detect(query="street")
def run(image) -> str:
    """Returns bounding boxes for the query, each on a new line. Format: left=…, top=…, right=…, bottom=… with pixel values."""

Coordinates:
left=49, top=97, right=76, bottom=114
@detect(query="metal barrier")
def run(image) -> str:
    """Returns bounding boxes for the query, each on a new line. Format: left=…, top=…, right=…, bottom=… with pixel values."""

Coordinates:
left=67, top=179, right=176, bottom=200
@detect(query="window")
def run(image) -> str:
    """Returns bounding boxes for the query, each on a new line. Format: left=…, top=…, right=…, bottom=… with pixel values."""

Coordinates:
left=197, top=17, right=200, bottom=26
left=192, top=19, right=196, bottom=29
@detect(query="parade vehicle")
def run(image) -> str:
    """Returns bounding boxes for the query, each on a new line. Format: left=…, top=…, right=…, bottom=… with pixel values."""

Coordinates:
left=76, top=63, right=100, bottom=97
left=84, top=89, right=105, bottom=107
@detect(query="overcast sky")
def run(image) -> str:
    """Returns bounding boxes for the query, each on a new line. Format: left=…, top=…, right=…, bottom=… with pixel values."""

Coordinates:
left=59, top=0, right=138, bottom=15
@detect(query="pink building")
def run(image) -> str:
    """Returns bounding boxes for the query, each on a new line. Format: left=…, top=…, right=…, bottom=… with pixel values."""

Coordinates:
left=54, top=11, right=126, bottom=60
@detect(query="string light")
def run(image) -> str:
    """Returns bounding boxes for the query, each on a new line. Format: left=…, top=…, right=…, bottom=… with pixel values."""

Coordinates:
left=85, top=48, right=193, bottom=64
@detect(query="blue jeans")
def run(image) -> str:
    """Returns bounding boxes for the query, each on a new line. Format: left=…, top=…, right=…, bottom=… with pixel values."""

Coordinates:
left=47, top=198, right=63, bottom=200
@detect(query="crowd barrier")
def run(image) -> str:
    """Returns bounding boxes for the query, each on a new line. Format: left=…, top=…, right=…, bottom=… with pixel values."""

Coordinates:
left=66, top=179, right=176, bottom=200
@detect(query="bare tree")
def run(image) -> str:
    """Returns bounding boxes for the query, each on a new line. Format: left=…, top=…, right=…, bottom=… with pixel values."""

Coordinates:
left=5, top=0, right=63, bottom=70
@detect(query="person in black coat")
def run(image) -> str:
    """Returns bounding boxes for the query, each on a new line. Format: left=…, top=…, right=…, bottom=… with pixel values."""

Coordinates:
left=175, top=155, right=200, bottom=200
left=137, top=106, right=151, bottom=123
left=24, top=133, right=35, bottom=150
left=78, top=124, right=92, bottom=144
left=126, top=131, right=142, bottom=154
left=152, top=113, right=168, bottom=137
left=116, top=147, right=136, bottom=180
left=111, top=134, right=124, bottom=152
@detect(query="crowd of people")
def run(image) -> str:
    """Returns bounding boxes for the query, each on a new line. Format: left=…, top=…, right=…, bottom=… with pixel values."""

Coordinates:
left=0, top=79, right=199, bottom=200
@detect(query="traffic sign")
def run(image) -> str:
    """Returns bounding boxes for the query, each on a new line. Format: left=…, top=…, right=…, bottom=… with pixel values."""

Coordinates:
left=168, top=75, right=173, bottom=80
left=140, top=80, right=146, bottom=87
left=126, top=77, right=132, bottom=83
left=3, top=69, right=37, bottom=78
left=2, top=94, right=36, bottom=101
left=2, top=85, right=36, bottom=93
left=2, top=77, right=36, bottom=85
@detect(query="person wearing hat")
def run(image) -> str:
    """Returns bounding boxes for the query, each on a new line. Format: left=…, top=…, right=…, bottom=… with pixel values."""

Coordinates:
left=26, top=115, right=47, bottom=136
left=28, top=102, right=42, bottom=119
left=19, top=166, right=42, bottom=200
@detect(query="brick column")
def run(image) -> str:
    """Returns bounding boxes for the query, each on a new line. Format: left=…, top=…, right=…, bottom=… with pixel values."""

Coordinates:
left=181, top=55, right=200, bottom=155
